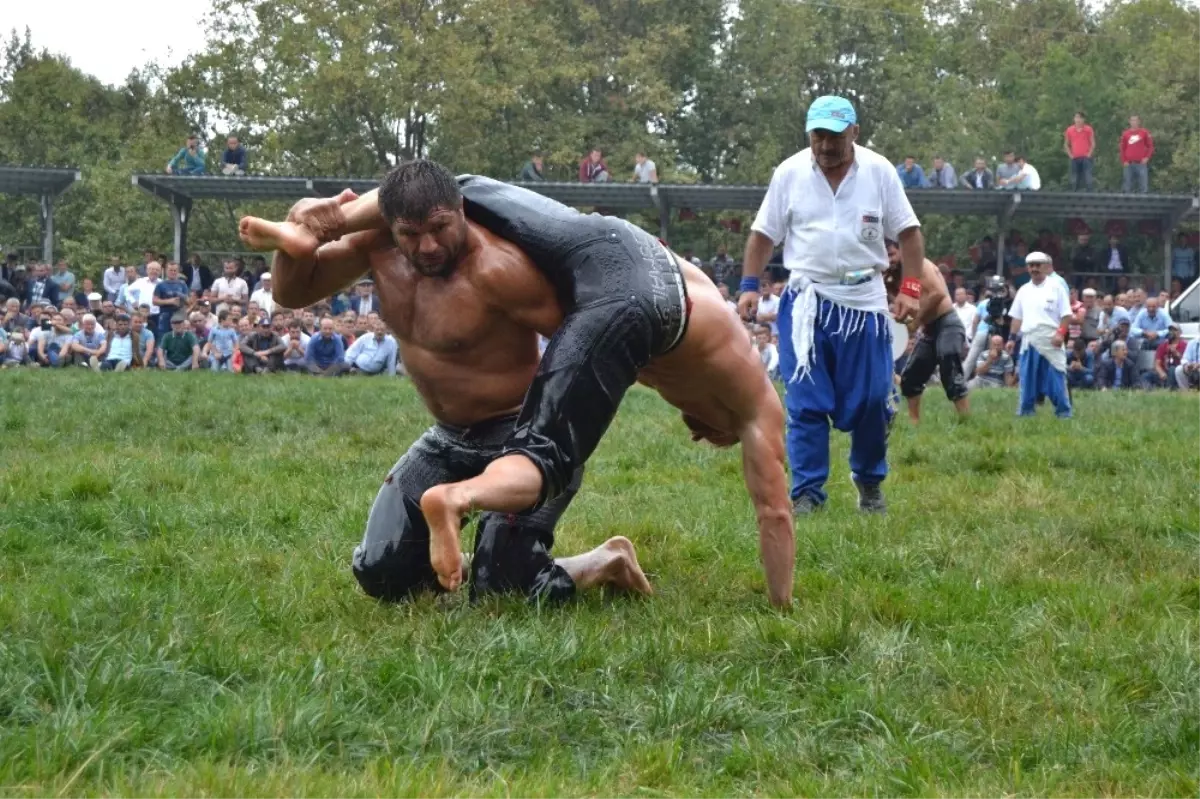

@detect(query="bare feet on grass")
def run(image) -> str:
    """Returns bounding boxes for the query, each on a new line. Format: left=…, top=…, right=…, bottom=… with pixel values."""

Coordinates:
left=601, top=536, right=654, bottom=595
left=420, top=484, right=467, bottom=591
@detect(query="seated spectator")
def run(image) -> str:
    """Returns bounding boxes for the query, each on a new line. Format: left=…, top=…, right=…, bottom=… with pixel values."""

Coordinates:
left=753, top=325, right=779, bottom=380
left=1065, top=339, right=1095, bottom=390
left=896, top=156, right=928, bottom=188
left=338, top=314, right=357, bottom=349
left=717, top=283, right=737, bottom=314
left=348, top=277, right=380, bottom=317
left=960, top=158, right=994, bottom=190
left=2, top=329, right=27, bottom=367
left=344, top=317, right=399, bottom=375
left=517, top=152, right=545, bottom=182
left=239, top=317, right=284, bottom=374
left=73, top=277, right=95, bottom=308
left=101, top=314, right=134, bottom=371
left=188, top=311, right=211, bottom=369
left=157, top=314, right=201, bottom=371
left=281, top=320, right=310, bottom=372
left=756, top=280, right=781, bottom=336
left=994, top=151, right=1019, bottom=188
left=968, top=335, right=1016, bottom=388
left=130, top=312, right=157, bottom=368
left=66, top=313, right=108, bottom=370
left=633, top=151, right=658, bottom=184
left=204, top=310, right=239, bottom=372
left=1131, top=296, right=1172, bottom=352
left=300, top=309, right=318, bottom=335
left=1176, top=337, right=1200, bottom=390
left=221, top=136, right=248, bottom=175
left=998, top=154, right=1040, bottom=191
left=250, top=272, right=276, bottom=316
left=1147, top=323, right=1187, bottom=389
left=31, top=312, right=73, bottom=367
left=928, top=156, right=956, bottom=189
left=1097, top=341, right=1138, bottom=389
left=166, top=135, right=206, bottom=175
left=579, top=148, right=610, bottom=183
left=3, top=297, right=29, bottom=333
left=87, top=292, right=103, bottom=316
left=306, top=317, right=348, bottom=376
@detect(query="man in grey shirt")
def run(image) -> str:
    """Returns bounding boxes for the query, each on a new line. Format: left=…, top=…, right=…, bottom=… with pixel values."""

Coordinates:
left=633, top=151, right=658, bottom=183
left=995, top=151, right=1021, bottom=188
left=968, top=335, right=1016, bottom=388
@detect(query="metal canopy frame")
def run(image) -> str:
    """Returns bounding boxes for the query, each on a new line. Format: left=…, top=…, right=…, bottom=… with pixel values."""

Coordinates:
left=1, top=165, right=82, bottom=262
left=131, top=173, right=1199, bottom=284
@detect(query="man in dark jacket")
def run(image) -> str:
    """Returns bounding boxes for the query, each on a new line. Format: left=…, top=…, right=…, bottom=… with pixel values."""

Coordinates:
left=1096, top=340, right=1139, bottom=389
left=239, top=316, right=284, bottom=373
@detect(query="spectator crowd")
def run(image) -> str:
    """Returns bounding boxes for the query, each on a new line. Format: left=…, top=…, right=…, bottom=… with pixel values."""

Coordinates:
left=0, top=253, right=400, bottom=377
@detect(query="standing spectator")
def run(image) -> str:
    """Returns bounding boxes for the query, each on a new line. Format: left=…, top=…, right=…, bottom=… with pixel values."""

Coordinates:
left=1148, top=323, right=1187, bottom=389
left=156, top=314, right=200, bottom=371
left=995, top=151, right=1020, bottom=188
left=130, top=312, right=157, bottom=368
left=221, top=136, right=248, bottom=175
left=305, top=317, right=347, bottom=376
left=115, top=266, right=140, bottom=311
left=204, top=311, right=239, bottom=372
left=65, top=313, right=107, bottom=370
left=1065, top=338, right=1095, bottom=390
left=128, top=262, right=162, bottom=328
left=959, top=158, right=994, bottom=190
left=101, top=314, right=134, bottom=371
left=1172, top=232, right=1198, bottom=285
left=952, top=287, right=975, bottom=334
left=1119, top=115, right=1154, bottom=193
left=755, top=279, right=780, bottom=337
left=280, top=320, right=310, bottom=372
left=1078, top=288, right=1102, bottom=344
left=1063, top=112, right=1096, bottom=191
left=50, top=260, right=75, bottom=295
left=184, top=254, right=214, bottom=294
left=153, top=261, right=190, bottom=338
left=212, top=260, right=249, bottom=306
left=32, top=312, right=73, bottom=368
left=895, top=156, right=928, bottom=188
left=754, top=325, right=779, bottom=380
left=2, top=329, right=27, bottom=367
left=517, top=152, right=545, bottom=182
left=240, top=317, right=284, bottom=373
left=344, top=316, right=399, bottom=375
left=166, top=135, right=206, bottom=175
left=578, top=148, right=610, bottom=183
left=1102, top=234, right=1131, bottom=275
left=189, top=311, right=211, bottom=369
left=247, top=256, right=270, bottom=291
left=102, top=257, right=125, bottom=300
left=23, top=263, right=61, bottom=310
left=250, top=272, right=276, bottom=316
left=927, top=156, right=956, bottom=189
left=1070, top=233, right=1097, bottom=275
left=633, top=151, right=658, bottom=184
left=1176, top=336, right=1200, bottom=390
left=708, top=244, right=738, bottom=293
left=349, top=277, right=380, bottom=316
left=717, top=284, right=737, bottom=314
left=1097, top=341, right=1138, bottom=389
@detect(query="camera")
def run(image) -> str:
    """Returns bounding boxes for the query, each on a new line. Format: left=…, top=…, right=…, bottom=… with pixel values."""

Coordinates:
left=984, top=277, right=1010, bottom=337
left=40, top=319, right=51, bottom=331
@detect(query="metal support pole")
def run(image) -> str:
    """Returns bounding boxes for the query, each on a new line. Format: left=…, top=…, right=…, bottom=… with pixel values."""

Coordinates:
left=39, top=194, right=54, bottom=263
left=172, top=199, right=193, bottom=265
left=650, top=184, right=670, bottom=243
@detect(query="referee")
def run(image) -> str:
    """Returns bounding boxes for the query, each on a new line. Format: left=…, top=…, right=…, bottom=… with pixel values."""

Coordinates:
left=738, top=95, right=926, bottom=514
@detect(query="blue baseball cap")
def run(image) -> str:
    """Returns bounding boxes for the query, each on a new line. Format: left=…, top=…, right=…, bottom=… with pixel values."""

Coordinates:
left=806, top=95, right=857, bottom=133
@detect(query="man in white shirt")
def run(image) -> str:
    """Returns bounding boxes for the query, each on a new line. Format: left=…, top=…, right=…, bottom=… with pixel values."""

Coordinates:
left=952, top=287, right=975, bottom=338
left=250, top=272, right=276, bottom=316
left=1012, top=155, right=1041, bottom=191
left=756, top=280, right=781, bottom=336
left=738, top=94, right=925, bottom=514
left=127, top=262, right=162, bottom=324
left=212, top=260, right=250, bottom=306
left=102, top=257, right=125, bottom=301
left=1009, top=251, right=1073, bottom=418
left=633, top=152, right=658, bottom=184
left=344, top=316, right=399, bottom=375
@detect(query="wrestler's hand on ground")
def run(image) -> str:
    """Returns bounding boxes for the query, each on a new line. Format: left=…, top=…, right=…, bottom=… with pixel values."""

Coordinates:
left=737, top=290, right=760, bottom=321
left=239, top=217, right=321, bottom=259
left=287, top=189, right=358, bottom=243
left=893, top=293, right=920, bottom=326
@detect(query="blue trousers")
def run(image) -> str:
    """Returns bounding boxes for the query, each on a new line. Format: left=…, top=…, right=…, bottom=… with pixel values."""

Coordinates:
left=777, top=292, right=894, bottom=505
left=1018, top=347, right=1072, bottom=417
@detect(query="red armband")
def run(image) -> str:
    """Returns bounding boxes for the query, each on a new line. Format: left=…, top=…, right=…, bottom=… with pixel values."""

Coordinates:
left=1057, top=324, right=1068, bottom=338
left=899, top=277, right=922, bottom=299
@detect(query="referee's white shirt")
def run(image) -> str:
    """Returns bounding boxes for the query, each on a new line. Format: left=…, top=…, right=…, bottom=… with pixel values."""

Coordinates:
left=751, top=143, right=920, bottom=314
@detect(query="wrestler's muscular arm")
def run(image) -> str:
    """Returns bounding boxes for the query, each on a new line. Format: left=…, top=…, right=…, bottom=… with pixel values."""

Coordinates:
left=914, top=259, right=950, bottom=328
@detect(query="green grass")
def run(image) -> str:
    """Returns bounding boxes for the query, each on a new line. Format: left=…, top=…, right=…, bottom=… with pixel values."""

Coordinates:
left=0, top=370, right=1197, bottom=797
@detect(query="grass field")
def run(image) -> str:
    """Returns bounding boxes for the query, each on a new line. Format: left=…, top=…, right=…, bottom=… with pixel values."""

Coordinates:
left=0, top=370, right=1197, bottom=797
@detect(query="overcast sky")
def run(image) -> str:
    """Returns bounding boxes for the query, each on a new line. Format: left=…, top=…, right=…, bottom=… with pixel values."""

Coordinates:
left=6, top=0, right=209, bottom=87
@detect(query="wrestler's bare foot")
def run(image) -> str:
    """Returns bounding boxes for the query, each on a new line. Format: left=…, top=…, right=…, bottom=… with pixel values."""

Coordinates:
left=420, top=484, right=467, bottom=591
left=238, top=217, right=320, bottom=258
left=602, top=536, right=654, bottom=595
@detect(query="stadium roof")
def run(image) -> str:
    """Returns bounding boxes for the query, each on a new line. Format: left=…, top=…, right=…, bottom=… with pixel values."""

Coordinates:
left=0, top=165, right=82, bottom=197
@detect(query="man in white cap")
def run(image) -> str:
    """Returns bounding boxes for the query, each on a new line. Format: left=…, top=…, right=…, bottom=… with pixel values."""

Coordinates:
left=738, top=94, right=925, bottom=514
left=250, top=271, right=276, bottom=316
left=1009, top=251, right=1073, bottom=418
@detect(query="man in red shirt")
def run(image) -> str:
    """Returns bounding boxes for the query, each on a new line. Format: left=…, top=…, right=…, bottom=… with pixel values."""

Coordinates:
left=1120, top=114, right=1154, bottom=194
left=1063, top=112, right=1095, bottom=192
left=1149, top=322, right=1187, bottom=389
